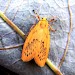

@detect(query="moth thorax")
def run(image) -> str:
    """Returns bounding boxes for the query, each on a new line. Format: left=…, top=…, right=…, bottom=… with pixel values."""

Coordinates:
left=40, top=21, right=48, bottom=28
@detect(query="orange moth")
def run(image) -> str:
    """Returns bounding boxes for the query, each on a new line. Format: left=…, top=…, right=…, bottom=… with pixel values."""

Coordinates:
left=21, top=10, right=56, bottom=67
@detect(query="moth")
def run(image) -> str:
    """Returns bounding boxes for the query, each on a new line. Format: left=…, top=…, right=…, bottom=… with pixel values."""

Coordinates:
left=21, top=10, right=56, bottom=67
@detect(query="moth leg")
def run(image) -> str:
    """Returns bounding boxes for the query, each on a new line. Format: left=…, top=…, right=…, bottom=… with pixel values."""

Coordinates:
left=49, top=25, right=56, bottom=32
left=49, top=17, right=57, bottom=23
left=30, top=24, right=36, bottom=31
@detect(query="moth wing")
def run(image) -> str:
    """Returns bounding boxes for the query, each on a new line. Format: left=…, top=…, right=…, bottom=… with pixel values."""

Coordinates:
left=21, top=25, right=40, bottom=62
left=34, top=29, right=50, bottom=67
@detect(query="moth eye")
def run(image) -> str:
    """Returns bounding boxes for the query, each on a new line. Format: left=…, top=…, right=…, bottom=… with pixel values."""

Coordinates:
left=42, top=18, right=43, bottom=19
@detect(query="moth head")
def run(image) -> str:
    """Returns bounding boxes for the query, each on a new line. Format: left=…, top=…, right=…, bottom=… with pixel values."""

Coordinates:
left=39, top=17, right=48, bottom=28
left=42, top=17, right=47, bottom=21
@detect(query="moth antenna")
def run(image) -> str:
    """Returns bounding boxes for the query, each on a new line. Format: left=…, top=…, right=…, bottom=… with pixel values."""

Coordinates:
left=33, top=10, right=40, bottom=21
